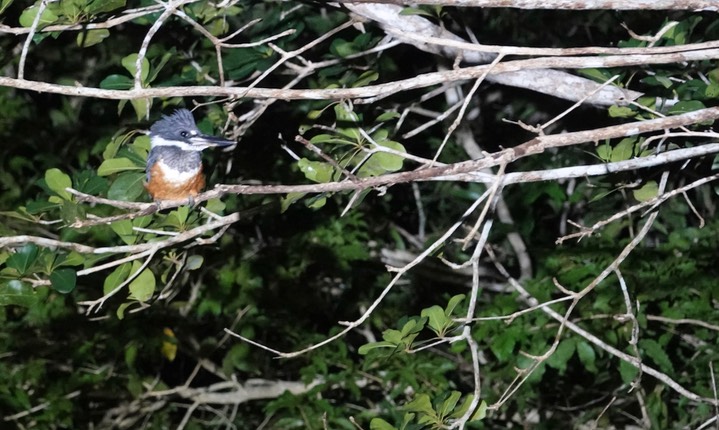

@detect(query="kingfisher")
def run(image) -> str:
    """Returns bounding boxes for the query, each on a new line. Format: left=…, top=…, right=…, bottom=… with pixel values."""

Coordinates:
left=145, top=109, right=235, bottom=202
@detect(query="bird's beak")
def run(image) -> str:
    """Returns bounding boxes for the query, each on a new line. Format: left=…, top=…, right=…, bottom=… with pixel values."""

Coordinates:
left=190, top=134, right=236, bottom=149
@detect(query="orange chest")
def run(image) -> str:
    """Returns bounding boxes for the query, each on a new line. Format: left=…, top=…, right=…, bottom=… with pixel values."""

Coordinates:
left=145, top=162, right=205, bottom=201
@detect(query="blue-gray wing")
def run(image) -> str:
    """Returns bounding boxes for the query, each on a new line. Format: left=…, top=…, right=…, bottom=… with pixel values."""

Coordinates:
left=146, top=149, right=159, bottom=182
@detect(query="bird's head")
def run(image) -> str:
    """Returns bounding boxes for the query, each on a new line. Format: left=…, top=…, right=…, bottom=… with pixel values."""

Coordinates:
left=149, top=109, right=235, bottom=151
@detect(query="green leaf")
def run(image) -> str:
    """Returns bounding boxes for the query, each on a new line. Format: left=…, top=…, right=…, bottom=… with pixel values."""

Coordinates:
left=86, top=0, right=126, bottom=14
left=376, top=111, right=400, bottom=122
left=370, top=418, right=397, bottom=430
left=439, top=391, right=462, bottom=417
left=608, top=105, right=635, bottom=118
left=0, top=280, right=38, bottom=307
left=45, top=168, right=72, bottom=200
left=353, top=70, right=379, bottom=87
left=404, top=394, right=434, bottom=415
left=619, top=358, right=639, bottom=384
left=116, top=302, right=132, bottom=320
left=399, top=7, right=433, bottom=17
left=19, top=4, right=59, bottom=27
left=97, top=158, right=142, bottom=176
left=576, top=340, right=597, bottom=373
left=421, top=305, right=449, bottom=336
left=471, top=400, right=487, bottom=421
left=610, top=138, right=635, bottom=162
left=6, top=244, right=39, bottom=275
left=186, top=255, right=204, bottom=271
left=107, top=172, right=145, bottom=201
left=546, top=338, right=576, bottom=373
left=445, top=294, right=465, bottom=316
left=128, top=268, right=155, bottom=302
left=490, top=329, right=517, bottom=361
left=77, top=29, right=110, bottom=47
left=50, top=268, right=77, bottom=294
left=639, top=339, right=674, bottom=374
left=704, top=83, right=719, bottom=98
left=121, top=53, right=150, bottom=84
left=668, top=100, right=706, bottom=114
left=358, top=340, right=398, bottom=355
left=130, top=98, right=151, bottom=121
left=0, top=0, right=14, bottom=14
left=100, top=74, right=133, bottom=90
left=103, top=263, right=131, bottom=295
left=633, top=181, right=658, bottom=202
left=110, top=219, right=137, bottom=245
left=596, top=142, right=612, bottom=161
left=297, top=158, right=334, bottom=183
left=373, top=140, right=406, bottom=171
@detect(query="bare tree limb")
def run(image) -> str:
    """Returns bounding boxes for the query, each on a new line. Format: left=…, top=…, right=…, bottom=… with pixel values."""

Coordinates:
left=336, top=0, right=719, bottom=10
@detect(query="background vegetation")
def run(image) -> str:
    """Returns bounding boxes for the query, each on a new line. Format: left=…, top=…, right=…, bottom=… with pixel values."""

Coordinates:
left=1, top=0, right=719, bottom=428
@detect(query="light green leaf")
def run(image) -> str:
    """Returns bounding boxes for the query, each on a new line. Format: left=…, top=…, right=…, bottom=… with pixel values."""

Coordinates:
left=45, top=168, right=73, bottom=200
left=121, top=53, right=150, bottom=84
left=186, top=255, right=204, bottom=271
left=610, top=138, right=635, bottom=162
left=0, top=0, right=15, bottom=14
left=633, top=181, right=658, bottom=202
left=421, top=305, right=449, bottom=336
left=297, top=158, right=334, bottom=183
left=86, top=0, right=126, bottom=14
left=376, top=111, right=400, bottom=122
left=103, top=263, right=131, bottom=295
left=128, top=268, right=155, bottom=302
left=445, top=294, right=465, bottom=316
left=596, top=142, right=612, bottom=161
left=19, top=4, right=59, bottom=28
left=110, top=219, right=137, bottom=245
left=403, top=394, right=434, bottom=415
left=358, top=341, right=399, bottom=355
left=77, top=29, right=110, bottom=47
left=97, top=158, right=142, bottom=176
left=608, top=105, right=635, bottom=118
left=130, top=98, right=151, bottom=121
left=369, top=418, right=397, bottom=430
left=439, top=391, right=462, bottom=417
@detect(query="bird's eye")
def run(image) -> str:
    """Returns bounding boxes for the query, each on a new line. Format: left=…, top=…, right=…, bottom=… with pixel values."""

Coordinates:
left=180, top=131, right=189, bottom=138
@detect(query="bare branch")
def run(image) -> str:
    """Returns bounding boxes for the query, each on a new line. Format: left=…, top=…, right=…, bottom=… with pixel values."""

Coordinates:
left=336, top=0, right=719, bottom=10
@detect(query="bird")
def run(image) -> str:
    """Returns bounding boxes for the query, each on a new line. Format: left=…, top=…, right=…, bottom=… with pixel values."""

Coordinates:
left=145, top=109, right=234, bottom=202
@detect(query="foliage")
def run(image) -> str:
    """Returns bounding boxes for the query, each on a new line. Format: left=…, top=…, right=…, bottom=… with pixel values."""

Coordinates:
left=1, top=1, right=719, bottom=429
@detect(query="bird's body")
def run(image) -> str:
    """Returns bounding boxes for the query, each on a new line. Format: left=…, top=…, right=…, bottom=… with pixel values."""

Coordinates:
left=145, top=109, right=234, bottom=202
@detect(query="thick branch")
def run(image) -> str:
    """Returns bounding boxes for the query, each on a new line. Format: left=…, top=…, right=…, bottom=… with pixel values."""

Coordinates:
left=337, top=0, right=719, bottom=10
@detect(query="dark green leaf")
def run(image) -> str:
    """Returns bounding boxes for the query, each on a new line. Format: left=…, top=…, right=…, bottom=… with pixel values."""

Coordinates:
left=107, top=172, right=145, bottom=201
left=6, top=244, right=39, bottom=275
left=100, top=74, right=133, bottom=90
left=668, top=100, right=706, bottom=114
left=640, top=339, right=674, bottom=373
left=0, top=280, right=38, bottom=307
left=50, top=268, right=77, bottom=293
